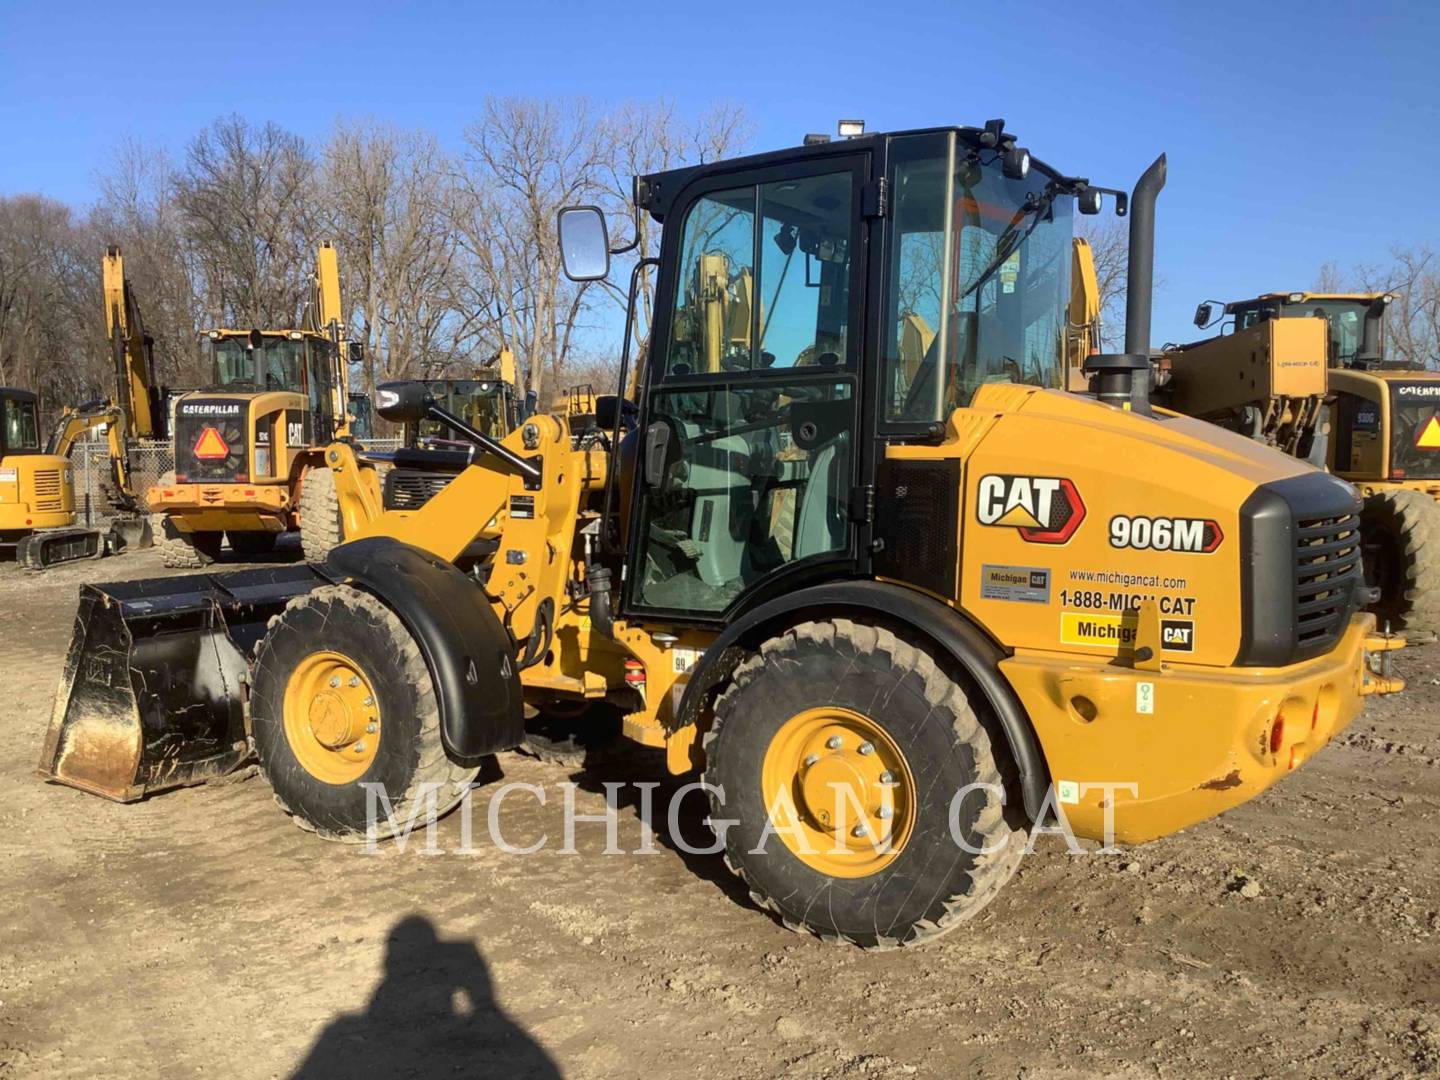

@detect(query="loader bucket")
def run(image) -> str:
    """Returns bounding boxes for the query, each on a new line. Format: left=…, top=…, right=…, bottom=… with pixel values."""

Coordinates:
left=38, top=565, right=323, bottom=801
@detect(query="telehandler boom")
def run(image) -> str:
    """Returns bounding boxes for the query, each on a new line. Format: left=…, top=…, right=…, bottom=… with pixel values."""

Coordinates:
left=42, top=124, right=1403, bottom=947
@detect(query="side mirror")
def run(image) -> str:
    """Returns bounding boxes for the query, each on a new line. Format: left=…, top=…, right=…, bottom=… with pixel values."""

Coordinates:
left=558, top=206, right=610, bottom=281
left=347, top=341, right=364, bottom=364
left=375, top=380, right=432, bottom=425
left=1193, top=302, right=1213, bottom=329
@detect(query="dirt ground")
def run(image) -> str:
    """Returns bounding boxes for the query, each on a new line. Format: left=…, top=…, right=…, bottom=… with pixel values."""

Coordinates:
left=0, top=544, right=1437, bottom=1080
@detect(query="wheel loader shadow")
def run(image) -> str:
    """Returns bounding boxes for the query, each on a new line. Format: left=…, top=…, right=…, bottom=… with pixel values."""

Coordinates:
left=289, top=915, right=559, bottom=1079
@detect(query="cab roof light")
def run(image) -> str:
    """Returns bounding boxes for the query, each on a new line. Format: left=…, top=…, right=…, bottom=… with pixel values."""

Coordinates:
left=837, top=119, right=865, bottom=139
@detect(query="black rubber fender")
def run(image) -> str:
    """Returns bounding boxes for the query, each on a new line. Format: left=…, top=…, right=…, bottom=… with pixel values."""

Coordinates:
left=318, top=537, right=524, bottom=761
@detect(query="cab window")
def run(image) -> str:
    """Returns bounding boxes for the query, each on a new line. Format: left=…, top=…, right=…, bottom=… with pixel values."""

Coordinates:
left=3, top=397, right=40, bottom=452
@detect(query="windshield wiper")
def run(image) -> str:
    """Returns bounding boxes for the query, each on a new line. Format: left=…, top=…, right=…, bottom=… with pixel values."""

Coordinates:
left=958, top=185, right=1060, bottom=301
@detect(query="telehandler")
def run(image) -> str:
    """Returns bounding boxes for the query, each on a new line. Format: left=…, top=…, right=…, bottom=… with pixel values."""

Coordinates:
left=147, top=241, right=370, bottom=566
left=0, top=248, right=165, bottom=568
left=41, top=124, right=1403, bottom=948
left=1156, top=289, right=1440, bottom=635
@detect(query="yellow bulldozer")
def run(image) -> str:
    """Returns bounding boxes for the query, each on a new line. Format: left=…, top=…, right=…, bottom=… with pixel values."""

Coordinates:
left=41, top=123, right=1404, bottom=947
left=0, top=248, right=165, bottom=568
left=147, top=241, right=370, bottom=566
left=1155, top=289, right=1440, bottom=635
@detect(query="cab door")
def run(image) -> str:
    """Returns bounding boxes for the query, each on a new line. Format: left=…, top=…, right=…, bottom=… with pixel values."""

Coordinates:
left=624, top=155, right=869, bottom=623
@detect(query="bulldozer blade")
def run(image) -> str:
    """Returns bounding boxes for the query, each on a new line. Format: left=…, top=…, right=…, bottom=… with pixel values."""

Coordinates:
left=38, top=565, right=323, bottom=801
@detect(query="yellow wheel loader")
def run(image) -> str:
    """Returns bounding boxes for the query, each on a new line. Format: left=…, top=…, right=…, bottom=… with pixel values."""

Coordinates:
left=41, top=123, right=1404, bottom=947
left=1155, top=289, right=1440, bottom=635
left=2, top=248, right=167, bottom=568
left=147, top=241, right=371, bottom=567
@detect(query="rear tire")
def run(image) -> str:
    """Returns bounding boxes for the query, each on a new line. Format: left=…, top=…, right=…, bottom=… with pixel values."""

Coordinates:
left=226, top=530, right=278, bottom=557
left=298, top=466, right=343, bottom=563
left=703, top=618, right=1023, bottom=949
left=152, top=513, right=221, bottom=568
left=1360, top=489, right=1440, bottom=637
left=250, top=585, right=478, bottom=841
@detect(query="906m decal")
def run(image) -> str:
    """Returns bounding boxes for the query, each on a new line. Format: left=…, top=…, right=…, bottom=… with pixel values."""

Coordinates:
left=976, top=475, right=1086, bottom=543
left=1108, top=514, right=1222, bottom=553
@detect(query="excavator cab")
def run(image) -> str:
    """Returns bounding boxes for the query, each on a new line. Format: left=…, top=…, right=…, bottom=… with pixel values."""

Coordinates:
left=0, top=389, right=76, bottom=555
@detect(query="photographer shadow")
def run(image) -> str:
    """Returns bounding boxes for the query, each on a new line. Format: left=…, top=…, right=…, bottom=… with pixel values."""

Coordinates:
left=290, top=914, right=559, bottom=1079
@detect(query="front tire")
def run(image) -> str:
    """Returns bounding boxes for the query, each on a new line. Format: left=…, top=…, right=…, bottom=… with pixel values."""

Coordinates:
left=1360, top=489, right=1440, bottom=637
left=703, top=619, right=1022, bottom=948
left=250, top=585, right=477, bottom=841
left=298, top=466, right=343, bottom=563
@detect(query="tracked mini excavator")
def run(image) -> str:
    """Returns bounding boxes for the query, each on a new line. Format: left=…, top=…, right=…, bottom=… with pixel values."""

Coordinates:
left=146, top=241, right=370, bottom=566
left=1154, top=289, right=1440, bottom=636
left=0, top=248, right=165, bottom=568
left=42, top=123, right=1404, bottom=947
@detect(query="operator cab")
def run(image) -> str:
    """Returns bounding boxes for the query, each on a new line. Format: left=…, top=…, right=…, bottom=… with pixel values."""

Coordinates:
left=1208, top=292, right=1393, bottom=369
left=197, top=328, right=340, bottom=434
left=561, top=123, right=1118, bottom=621
left=0, top=389, right=42, bottom=459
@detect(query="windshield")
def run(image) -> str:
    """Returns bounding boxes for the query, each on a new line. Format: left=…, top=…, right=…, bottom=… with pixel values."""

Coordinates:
left=2, top=397, right=39, bottom=453
left=200, top=336, right=307, bottom=392
left=1276, top=300, right=1374, bottom=365
left=1389, top=381, right=1440, bottom=479
left=882, top=132, right=1073, bottom=424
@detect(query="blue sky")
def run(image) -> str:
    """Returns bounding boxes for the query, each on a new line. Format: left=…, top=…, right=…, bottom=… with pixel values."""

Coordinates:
left=2, top=0, right=1436, bottom=345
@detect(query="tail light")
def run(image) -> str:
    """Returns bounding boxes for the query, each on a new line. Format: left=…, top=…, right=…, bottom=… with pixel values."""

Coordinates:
left=623, top=660, right=646, bottom=687
left=1269, top=714, right=1285, bottom=755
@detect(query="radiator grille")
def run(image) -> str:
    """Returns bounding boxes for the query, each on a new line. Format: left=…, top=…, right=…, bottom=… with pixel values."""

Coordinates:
left=384, top=468, right=457, bottom=511
left=1294, top=510, right=1362, bottom=649
left=32, top=469, right=63, bottom=511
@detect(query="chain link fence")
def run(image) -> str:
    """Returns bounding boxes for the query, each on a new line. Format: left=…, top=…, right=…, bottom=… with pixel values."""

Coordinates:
left=70, top=436, right=403, bottom=527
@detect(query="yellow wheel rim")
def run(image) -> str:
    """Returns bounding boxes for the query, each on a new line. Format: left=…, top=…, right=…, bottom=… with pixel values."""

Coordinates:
left=759, top=706, right=916, bottom=878
left=282, top=650, right=382, bottom=784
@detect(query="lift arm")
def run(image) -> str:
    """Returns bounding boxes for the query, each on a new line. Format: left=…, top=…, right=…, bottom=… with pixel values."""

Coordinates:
left=102, top=247, right=164, bottom=442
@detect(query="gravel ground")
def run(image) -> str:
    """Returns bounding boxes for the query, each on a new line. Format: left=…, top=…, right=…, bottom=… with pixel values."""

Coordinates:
left=0, top=544, right=1436, bottom=1079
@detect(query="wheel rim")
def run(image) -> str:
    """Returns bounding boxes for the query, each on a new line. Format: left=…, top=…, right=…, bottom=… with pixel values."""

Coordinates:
left=282, top=650, right=382, bottom=784
left=759, top=706, right=916, bottom=878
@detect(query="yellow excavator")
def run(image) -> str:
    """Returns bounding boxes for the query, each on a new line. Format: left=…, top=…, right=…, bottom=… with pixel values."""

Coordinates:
left=42, top=123, right=1403, bottom=948
left=147, top=241, right=370, bottom=566
left=0, top=248, right=165, bottom=568
left=1154, top=289, right=1440, bottom=635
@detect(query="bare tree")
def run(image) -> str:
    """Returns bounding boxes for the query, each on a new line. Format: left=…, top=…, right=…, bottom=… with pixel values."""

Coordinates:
left=1354, top=246, right=1440, bottom=369
left=451, top=97, right=615, bottom=403
left=322, top=120, right=480, bottom=389
left=174, top=116, right=319, bottom=328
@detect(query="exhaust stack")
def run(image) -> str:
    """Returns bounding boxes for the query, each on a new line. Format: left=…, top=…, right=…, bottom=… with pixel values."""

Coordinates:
left=1085, top=153, right=1167, bottom=416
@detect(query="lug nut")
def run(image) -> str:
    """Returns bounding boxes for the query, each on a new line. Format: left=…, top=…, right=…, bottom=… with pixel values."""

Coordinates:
left=879, top=771, right=895, bottom=785
left=366, top=723, right=377, bottom=734
left=362, top=696, right=374, bottom=707
left=352, top=741, right=366, bottom=753
left=329, top=676, right=341, bottom=688
left=825, top=735, right=843, bottom=750
left=877, top=806, right=893, bottom=820
left=857, top=741, right=874, bottom=756
left=851, top=823, right=869, bottom=838
left=803, top=754, right=819, bottom=767
left=349, top=676, right=360, bottom=688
